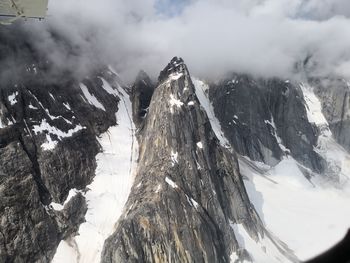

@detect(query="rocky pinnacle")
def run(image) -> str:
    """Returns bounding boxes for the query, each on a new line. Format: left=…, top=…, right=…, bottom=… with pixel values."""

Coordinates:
left=101, top=58, right=297, bottom=263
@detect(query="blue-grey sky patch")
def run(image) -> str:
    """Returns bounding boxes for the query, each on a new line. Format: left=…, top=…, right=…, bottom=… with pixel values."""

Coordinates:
left=155, top=0, right=190, bottom=16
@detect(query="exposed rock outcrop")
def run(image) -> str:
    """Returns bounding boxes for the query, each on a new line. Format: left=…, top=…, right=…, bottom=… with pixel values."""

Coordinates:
left=0, top=26, right=123, bottom=262
left=209, top=75, right=325, bottom=173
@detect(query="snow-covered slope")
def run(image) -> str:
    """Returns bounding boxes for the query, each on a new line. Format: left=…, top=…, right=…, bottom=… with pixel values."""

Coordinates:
left=53, top=79, right=138, bottom=263
left=240, top=85, right=350, bottom=261
left=241, top=156, right=350, bottom=261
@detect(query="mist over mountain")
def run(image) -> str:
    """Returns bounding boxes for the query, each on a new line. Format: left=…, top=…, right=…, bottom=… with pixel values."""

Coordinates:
left=1, top=1, right=350, bottom=263
left=9, top=0, right=350, bottom=83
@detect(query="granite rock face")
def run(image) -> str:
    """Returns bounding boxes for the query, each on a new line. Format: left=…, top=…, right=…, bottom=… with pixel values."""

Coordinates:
left=101, top=58, right=296, bottom=263
left=208, top=75, right=283, bottom=166
left=209, top=75, right=325, bottom=173
left=0, top=141, right=59, bottom=263
left=0, top=26, right=122, bottom=262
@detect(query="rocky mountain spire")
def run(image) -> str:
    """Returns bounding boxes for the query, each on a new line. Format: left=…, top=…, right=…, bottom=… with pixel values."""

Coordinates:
left=102, top=58, right=297, bottom=263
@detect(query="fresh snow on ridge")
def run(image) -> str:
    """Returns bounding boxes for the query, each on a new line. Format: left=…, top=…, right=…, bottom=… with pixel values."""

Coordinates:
left=53, top=76, right=138, bottom=263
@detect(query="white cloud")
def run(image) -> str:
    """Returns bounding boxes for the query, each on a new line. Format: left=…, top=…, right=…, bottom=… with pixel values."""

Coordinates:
left=20, top=0, right=350, bottom=82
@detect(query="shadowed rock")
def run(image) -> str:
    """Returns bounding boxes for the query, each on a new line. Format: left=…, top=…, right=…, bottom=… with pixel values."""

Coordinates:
left=209, top=74, right=325, bottom=173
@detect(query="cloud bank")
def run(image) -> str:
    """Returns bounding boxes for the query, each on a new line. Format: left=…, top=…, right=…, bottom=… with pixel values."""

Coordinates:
left=19, top=0, right=350, bottom=82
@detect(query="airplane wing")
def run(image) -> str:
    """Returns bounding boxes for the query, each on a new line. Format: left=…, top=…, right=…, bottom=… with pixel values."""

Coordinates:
left=0, top=0, right=48, bottom=19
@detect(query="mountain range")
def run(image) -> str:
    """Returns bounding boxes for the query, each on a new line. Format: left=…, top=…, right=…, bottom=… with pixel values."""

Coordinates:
left=0, top=26, right=350, bottom=263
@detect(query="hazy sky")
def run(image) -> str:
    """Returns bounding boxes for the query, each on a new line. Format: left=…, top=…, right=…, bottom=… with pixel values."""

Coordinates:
left=23, top=0, right=350, bottom=82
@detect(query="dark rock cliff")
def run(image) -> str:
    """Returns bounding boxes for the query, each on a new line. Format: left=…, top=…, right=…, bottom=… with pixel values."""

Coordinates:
left=209, top=75, right=325, bottom=173
left=0, top=26, right=122, bottom=262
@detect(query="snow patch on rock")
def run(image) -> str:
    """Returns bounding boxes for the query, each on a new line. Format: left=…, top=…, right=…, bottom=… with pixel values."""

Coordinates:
left=28, top=91, right=64, bottom=120
left=196, top=141, right=203, bottom=149
left=171, top=150, right=178, bottom=166
left=63, top=103, right=71, bottom=111
left=32, top=120, right=84, bottom=151
left=169, top=72, right=183, bottom=81
left=300, top=83, right=329, bottom=127
left=8, top=92, right=18, bottom=105
left=169, top=94, right=183, bottom=113
left=49, top=93, right=56, bottom=101
left=80, top=83, right=106, bottom=111
left=50, top=189, right=81, bottom=211
left=165, top=177, right=178, bottom=189
left=193, top=78, right=230, bottom=148
left=100, top=78, right=118, bottom=96
left=265, top=116, right=290, bottom=153
left=29, top=104, right=38, bottom=110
